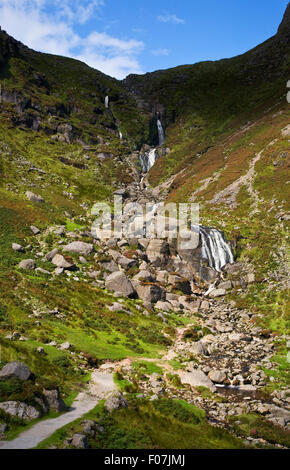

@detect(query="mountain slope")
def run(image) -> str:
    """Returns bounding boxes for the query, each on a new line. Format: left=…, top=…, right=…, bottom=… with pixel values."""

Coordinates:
left=0, top=5, right=289, bottom=449
left=124, top=2, right=290, bottom=183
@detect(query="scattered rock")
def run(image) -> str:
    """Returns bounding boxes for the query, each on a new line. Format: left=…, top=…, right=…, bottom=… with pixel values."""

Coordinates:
left=12, top=243, right=25, bottom=252
left=18, top=259, right=36, bottom=270
left=43, top=248, right=58, bottom=261
left=36, top=347, right=46, bottom=355
left=71, top=433, right=89, bottom=449
left=30, top=225, right=41, bottom=235
left=26, top=191, right=44, bottom=203
left=105, top=391, right=128, bottom=413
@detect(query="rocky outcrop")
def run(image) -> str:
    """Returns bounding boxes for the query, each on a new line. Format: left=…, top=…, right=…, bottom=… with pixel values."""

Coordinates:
left=0, top=401, right=41, bottom=421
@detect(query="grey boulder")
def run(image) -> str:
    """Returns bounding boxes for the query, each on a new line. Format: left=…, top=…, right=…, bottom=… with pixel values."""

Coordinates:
left=178, top=370, right=216, bottom=392
left=63, top=241, right=94, bottom=256
left=18, top=259, right=36, bottom=270
left=105, top=391, right=128, bottom=413
left=105, top=271, right=135, bottom=297
left=51, top=254, right=74, bottom=269
left=71, top=433, right=89, bottom=449
left=26, top=191, right=44, bottom=203
left=208, top=370, right=227, bottom=384
left=0, top=401, right=41, bottom=421
left=0, top=362, right=31, bottom=381
left=43, top=389, right=67, bottom=413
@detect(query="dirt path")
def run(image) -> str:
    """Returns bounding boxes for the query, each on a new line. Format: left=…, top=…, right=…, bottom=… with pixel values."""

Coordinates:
left=0, top=371, right=116, bottom=450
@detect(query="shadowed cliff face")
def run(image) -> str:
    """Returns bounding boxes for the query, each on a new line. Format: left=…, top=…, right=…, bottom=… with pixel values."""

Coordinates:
left=278, top=2, right=290, bottom=34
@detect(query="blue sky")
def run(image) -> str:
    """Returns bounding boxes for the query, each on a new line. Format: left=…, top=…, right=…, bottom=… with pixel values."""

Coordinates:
left=0, top=0, right=288, bottom=79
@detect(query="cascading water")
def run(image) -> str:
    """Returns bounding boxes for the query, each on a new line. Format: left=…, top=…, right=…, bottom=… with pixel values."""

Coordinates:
left=157, top=119, right=165, bottom=146
left=138, top=118, right=165, bottom=173
left=139, top=148, right=159, bottom=172
left=105, top=95, right=109, bottom=108
left=199, top=226, right=234, bottom=272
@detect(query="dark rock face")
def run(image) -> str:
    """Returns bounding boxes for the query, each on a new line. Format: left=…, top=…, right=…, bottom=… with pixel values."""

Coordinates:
left=0, top=362, right=31, bottom=381
left=278, top=2, right=290, bottom=35
left=42, top=389, right=67, bottom=413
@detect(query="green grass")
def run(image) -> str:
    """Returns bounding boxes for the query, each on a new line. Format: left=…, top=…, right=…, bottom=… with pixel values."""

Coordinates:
left=132, top=360, right=163, bottom=376
left=229, top=413, right=290, bottom=448
left=36, top=397, right=247, bottom=449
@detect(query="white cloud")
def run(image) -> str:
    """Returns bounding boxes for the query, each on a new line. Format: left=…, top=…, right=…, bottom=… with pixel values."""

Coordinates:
left=151, top=48, right=170, bottom=56
left=0, top=0, right=144, bottom=79
left=157, top=13, right=185, bottom=24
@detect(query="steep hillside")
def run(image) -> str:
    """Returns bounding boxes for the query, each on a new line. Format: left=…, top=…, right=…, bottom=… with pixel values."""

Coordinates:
left=124, top=2, right=290, bottom=182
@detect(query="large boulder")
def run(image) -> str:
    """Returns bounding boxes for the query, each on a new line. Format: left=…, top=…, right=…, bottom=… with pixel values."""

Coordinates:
left=105, top=271, right=136, bottom=297
left=0, top=362, right=31, bottom=381
left=0, top=401, right=41, bottom=421
left=178, top=370, right=216, bottom=392
left=42, top=389, right=67, bottom=413
left=135, top=283, right=166, bottom=304
left=63, top=241, right=94, bottom=256
left=208, top=370, right=227, bottom=384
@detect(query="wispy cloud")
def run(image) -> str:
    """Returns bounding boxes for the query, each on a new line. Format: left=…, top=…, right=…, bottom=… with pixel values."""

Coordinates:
left=151, top=48, right=170, bottom=56
left=157, top=13, right=185, bottom=24
left=0, top=0, right=144, bottom=78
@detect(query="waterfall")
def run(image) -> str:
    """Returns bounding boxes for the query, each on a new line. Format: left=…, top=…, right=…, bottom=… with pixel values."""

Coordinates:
left=139, top=148, right=159, bottom=172
left=157, top=119, right=165, bottom=146
left=199, top=227, right=234, bottom=272
left=105, top=95, right=109, bottom=108
left=119, top=130, right=123, bottom=140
